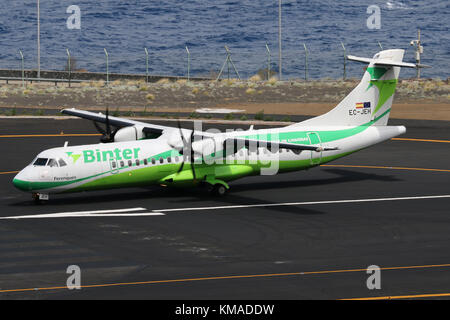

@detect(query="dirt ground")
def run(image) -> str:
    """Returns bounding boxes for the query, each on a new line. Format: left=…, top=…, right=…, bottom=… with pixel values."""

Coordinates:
left=0, top=78, right=448, bottom=121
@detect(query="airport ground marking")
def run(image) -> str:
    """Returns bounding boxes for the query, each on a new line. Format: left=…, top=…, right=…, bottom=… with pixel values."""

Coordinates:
left=0, top=207, right=165, bottom=220
left=1, top=134, right=449, bottom=143
left=1, top=263, right=450, bottom=294
left=2, top=164, right=449, bottom=176
left=151, top=194, right=450, bottom=214
left=391, top=137, right=450, bottom=143
left=0, top=171, right=19, bottom=175
left=0, top=134, right=101, bottom=138
left=343, top=292, right=450, bottom=300
left=320, top=164, right=450, bottom=173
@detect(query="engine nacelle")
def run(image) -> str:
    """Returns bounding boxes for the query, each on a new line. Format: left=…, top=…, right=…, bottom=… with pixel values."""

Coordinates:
left=114, top=126, right=145, bottom=142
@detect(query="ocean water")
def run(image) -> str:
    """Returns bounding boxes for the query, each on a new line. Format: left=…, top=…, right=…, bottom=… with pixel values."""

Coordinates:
left=0, top=0, right=448, bottom=79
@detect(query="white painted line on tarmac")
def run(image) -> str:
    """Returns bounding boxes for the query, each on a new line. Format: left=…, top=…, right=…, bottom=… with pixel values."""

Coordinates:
left=0, top=207, right=165, bottom=219
left=152, top=194, right=450, bottom=213
left=3, top=195, right=449, bottom=219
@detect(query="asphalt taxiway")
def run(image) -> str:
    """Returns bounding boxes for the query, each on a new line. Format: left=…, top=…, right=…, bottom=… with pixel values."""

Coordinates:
left=0, top=117, right=449, bottom=299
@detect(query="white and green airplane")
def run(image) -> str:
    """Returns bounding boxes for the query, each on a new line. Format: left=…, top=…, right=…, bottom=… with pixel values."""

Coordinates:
left=13, top=49, right=425, bottom=201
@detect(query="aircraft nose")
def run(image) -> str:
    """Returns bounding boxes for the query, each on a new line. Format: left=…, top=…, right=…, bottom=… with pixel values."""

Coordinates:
left=13, top=171, right=32, bottom=191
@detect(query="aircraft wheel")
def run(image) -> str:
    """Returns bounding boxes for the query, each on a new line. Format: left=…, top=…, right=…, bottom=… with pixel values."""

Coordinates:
left=32, top=193, right=41, bottom=204
left=213, top=184, right=228, bottom=196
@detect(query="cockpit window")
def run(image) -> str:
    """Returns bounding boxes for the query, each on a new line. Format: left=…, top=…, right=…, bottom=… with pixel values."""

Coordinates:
left=33, top=158, right=48, bottom=166
left=48, top=159, right=58, bottom=167
left=58, top=159, right=67, bottom=167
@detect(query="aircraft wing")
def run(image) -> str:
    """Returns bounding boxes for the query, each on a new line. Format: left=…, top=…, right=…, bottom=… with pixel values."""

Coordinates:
left=223, top=138, right=338, bottom=152
left=61, top=108, right=175, bottom=134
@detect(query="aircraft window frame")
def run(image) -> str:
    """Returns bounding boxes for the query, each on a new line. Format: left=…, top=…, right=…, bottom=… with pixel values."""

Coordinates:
left=33, top=158, right=49, bottom=166
left=111, top=161, right=117, bottom=169
left=143, top=159, right=148, bottom=165
left=58, top=159, right=67, bottom=167
left=48, top=159, right=59, bottom=167
left=120, top=161, right=124, bottom=167
left=151, top=158, right=156, bottom=165
left=167, top=157, right=171, bottom=163
left=136, top=159, right=140, bottom=166
left=159, top=157, right=164, bottom=164
left=128, top=160, right=132, bottom=167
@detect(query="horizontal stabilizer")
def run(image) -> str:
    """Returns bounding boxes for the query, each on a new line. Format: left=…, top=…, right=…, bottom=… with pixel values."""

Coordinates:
left=347, top=55, right=430, bottom=69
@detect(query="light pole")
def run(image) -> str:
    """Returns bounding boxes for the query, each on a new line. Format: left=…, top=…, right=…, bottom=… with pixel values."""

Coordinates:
left=278, top=0, right=282, bottom=81
left=37, top=0, right=41, bottom=79
left=410, top=29, right=423, bottom=79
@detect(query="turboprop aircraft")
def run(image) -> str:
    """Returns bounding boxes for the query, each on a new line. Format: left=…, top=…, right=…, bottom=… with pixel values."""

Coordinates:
left=13, top=49, right=428, bottom=201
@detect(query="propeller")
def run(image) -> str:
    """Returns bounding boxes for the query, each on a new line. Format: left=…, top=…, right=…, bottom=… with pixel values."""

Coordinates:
left=93, top=107, right=118, bottom=143
left=176, top=120, right=196, bottom=181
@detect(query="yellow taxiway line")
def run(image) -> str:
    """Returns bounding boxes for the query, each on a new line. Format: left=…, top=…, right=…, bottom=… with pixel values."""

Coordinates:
left=0, top=135, right=449, bottom=143
left=0, top=134, right=101, bottom=138
left=0, top=170, right=19, bottom=175
left=343, top=292, right=450, bottom=300
left=1, top=165, right=449, bottom=176
left=1, top=263, right=450, bottom=294
left=320, top=164, right=450, bottom=173
left=392, top=138, right=450, bottom=143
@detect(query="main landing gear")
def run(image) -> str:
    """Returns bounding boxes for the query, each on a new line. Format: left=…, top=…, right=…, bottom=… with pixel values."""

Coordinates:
left=203, top=178, right=229, bottom=196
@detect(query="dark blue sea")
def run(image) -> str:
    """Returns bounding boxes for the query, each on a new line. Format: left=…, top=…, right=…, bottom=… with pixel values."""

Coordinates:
left=0, top=0, right=448, bottom=79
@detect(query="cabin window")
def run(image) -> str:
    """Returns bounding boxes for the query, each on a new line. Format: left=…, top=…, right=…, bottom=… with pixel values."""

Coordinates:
left=58, top=159, right=67, bottom=167
left=33, top=158, right=48, bottom=166
left=111, top=161, right=117, bottom=168
left=128, top=160, right=132, bottom=167
left=159, top=157, right=164, bottom=164
left=167, top=157, right=171, bottom=163
left=120, top=161, right=124, bottom=167
left=151, top=158, right=156, bottom=165
left=144, top=159, right=148, bottom=165
left=136, top=159, right=140, bottom=166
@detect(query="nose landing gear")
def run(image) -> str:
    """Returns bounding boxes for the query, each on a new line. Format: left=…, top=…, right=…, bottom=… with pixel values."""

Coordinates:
left=32, top=192, right=49, bottom=203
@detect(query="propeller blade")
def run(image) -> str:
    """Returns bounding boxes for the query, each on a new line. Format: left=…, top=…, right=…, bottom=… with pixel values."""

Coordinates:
left=105, top=107, right=111, bottom=138
left=190, top=130, right=196, bottom=181
left=93, top=121, right=106, bottom=135
left=177, top=120, right=187, bottom=173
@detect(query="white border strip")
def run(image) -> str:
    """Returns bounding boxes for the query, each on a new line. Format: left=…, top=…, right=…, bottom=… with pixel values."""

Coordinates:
left=154, top=195, right=450, bottom=213
left=0, top=207, right=163, bottom=219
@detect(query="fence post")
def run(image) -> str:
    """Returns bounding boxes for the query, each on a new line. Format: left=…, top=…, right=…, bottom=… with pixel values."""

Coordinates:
left=144, top=47, right=149, bottom=83
left=265, top=43, right=271, bottom=80
left=303, top=43, right=308, bottom=81
left=186, top=46, right=190, bottom=82
left=19, top=50, right=25, bottom=88
left=378, top=41, right=383, bottom=50
left=104, top=48, right=109, bottom=86
left=216, top=46, right=241, bottom=81
left=341, top=41, right=346, bottom=80
left=66, top=49, right=71, bottom=87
